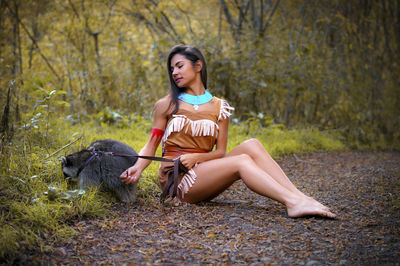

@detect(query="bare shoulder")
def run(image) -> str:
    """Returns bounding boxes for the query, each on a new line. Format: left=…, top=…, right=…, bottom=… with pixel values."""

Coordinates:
left=155, top=94, right=171, bottom=106
left=153, top=95, right=173, bottom=116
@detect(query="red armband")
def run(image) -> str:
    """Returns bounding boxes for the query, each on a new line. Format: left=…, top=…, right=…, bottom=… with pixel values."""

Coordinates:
left=150, top=128, right=164, bottom=143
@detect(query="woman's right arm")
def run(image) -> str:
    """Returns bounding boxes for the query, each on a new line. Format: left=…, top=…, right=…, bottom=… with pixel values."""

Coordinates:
left=120, top=97, right=169, bottom=184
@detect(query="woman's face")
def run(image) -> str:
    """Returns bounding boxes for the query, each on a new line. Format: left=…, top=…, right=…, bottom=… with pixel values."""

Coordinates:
left=170, top=54, right=199, bottom=88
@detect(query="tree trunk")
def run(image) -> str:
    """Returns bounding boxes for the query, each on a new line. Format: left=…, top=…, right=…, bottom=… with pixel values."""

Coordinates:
left=28, top=9, right=40, bottom=69
left=285, top=86, right=293, bottom=126
left=11, top=0, right=21, bottom=76
left=93, top=32, right=103, bottom=80
left=80, top=42, right=89, bottom=103
left=0, top=83, right=13, bottom=141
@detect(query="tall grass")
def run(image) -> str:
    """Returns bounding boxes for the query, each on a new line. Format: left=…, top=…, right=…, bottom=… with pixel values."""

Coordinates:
left=0, top=108, right=344, bottom=260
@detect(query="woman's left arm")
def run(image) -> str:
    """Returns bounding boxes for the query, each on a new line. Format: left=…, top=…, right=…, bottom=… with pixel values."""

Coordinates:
left=180, top=117, right=229, bottom=169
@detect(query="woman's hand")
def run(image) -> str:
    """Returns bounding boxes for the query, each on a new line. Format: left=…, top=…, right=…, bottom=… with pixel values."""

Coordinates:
left=120, top=165, right=142, bottom=184
left=180, top=153, right=200, bottom=170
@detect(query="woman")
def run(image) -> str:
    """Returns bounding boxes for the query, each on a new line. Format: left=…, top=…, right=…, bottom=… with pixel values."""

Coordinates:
left=120, top=45, right=336, bottom=218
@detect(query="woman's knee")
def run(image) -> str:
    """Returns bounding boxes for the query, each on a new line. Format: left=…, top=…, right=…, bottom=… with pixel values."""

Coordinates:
left=228, top=138, right=269, bottom=158
left=236, top=154, right=254, bottom=168
left=243, top=138, right=261, bottom=147
left=242, top=138, right=268, bottom=154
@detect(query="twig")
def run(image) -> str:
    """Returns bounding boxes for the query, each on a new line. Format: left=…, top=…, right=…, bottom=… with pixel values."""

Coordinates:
left=44, top=134, right=83, bottom=160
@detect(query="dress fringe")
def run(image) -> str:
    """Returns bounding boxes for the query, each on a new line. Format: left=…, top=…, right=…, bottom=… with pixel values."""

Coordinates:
left=162, top=99, right=234, bottom=144
left=218, top=99, right=234, bottom=121
left=162, top=115, right=219, bottom=143
left=162, top=115, right=187, bottom=143
left=189, top=119, right=218, bottom=137
left=178, top=169, right=197, bottom=198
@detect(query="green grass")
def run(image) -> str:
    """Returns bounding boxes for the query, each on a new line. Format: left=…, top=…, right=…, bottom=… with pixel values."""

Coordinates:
left=228, top=119, right=345, bottom=157
left=0, top=112, right=345, bottom=260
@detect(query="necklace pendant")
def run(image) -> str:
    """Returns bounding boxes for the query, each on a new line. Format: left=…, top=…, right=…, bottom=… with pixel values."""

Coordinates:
left=193, top=104, right=199, bottom=110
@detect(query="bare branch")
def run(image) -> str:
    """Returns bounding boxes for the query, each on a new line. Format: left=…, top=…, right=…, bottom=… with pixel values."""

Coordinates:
left=236, top=0, right=251, bottom=31
left=261, top=0, right=280, bottom=35
left=173, top=2, right=196, bottom=38
left=82, top=0, right=117, bottom=35
left=68, top=0, right=80, bottom=20
left=220, top=0, right=234, bottom=27
left=5, top=1, right=61, bottom=81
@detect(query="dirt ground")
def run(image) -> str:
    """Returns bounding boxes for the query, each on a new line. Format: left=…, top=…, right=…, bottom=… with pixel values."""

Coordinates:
left=15, top=151, right=400, bottom=265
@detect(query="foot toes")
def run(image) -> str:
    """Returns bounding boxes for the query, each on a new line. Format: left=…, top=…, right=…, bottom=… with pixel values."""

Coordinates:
left=323, top=211, right=337, bottom=219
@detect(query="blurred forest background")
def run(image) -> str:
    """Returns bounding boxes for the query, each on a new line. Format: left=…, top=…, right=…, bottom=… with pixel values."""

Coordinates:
left=1, top=0, right=399, bottom=148
left=1, top=0, right=400, bottom=260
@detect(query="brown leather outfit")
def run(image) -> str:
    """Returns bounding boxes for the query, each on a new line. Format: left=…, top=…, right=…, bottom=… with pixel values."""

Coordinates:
left=158, top=96, right=233, bottom=199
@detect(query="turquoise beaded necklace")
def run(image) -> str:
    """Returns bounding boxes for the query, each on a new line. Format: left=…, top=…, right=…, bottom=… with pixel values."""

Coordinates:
left=178, top=89, right=213, bottom=110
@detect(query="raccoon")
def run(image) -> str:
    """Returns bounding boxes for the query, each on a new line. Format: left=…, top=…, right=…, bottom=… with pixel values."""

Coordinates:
left=61, top=139, right=138, bottom=202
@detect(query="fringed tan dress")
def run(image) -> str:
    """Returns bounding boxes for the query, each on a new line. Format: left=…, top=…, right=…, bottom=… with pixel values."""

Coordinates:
left=158, top=96, right=234, bottom=200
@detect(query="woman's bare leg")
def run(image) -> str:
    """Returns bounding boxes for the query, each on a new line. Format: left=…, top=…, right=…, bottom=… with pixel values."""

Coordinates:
left=226, top=139, right=330, bottom=211
left=181, top=154, right=336, bottom=218
left=227, top=139, right=304, bottom=196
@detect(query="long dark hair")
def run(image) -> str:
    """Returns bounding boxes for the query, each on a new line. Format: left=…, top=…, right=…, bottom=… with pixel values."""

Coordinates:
left=167, top=45, right=208, bottom=115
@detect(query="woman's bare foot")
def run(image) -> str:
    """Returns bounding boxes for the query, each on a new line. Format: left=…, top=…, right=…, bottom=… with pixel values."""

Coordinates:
left=286, top=198, right=336, bottom=218
left=295, top=191, right=331, bottom=212
left=307, top=196, right=331, bottom=212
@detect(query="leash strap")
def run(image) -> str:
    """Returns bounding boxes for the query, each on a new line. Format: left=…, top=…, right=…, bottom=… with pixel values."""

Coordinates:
left=105, top=151, right=174, bottom=163
left=76, top=151, right=99, bottom=177
left=110, top=151, right=187, bottom=201
left=159, top=157, right=188, bottom=201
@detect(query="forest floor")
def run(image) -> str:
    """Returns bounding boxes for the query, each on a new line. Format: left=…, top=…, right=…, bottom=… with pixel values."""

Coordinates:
left=15, top=151, right=400, bottom=265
